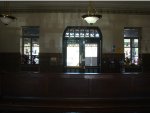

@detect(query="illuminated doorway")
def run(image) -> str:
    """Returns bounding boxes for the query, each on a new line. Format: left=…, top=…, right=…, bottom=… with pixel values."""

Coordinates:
left=63, top=26, right=102, bottom=73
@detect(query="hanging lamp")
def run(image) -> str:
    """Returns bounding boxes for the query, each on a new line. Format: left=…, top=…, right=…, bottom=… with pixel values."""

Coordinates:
left=0, top=1, right=17, bottom=25
left=82, top=1, right=102, bottom=25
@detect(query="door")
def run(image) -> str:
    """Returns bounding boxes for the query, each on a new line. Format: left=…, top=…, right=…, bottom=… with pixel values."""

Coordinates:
left=63, top=26, right=102, bottom=73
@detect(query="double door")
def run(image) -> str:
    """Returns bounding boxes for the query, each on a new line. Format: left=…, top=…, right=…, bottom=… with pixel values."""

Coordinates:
left=64, top=39, right=100, bottom=73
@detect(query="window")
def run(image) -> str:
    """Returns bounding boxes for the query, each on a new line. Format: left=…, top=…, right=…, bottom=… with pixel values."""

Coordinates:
left=63, top=26, right=102, bottom=73
left=124, top=27, right=141, bottom=65
left=21, top=26, right=40, bottom=64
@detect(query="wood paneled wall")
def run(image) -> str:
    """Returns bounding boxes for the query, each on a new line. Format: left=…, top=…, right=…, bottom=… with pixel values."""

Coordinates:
left=142, top=53, right=150, bottom=72
left=0, top=52, right=149, bottom=73
left=0, top=53, right=20, bottom=72
left=39, top=53, right=63, bottom=72
left=1, top=72, right=150, bottom=98
left=101, top=53, right=124, bottom=73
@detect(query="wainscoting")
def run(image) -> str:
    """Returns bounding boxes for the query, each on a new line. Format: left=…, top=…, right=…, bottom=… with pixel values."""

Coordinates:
left=0, top=52, right=149, bottom=73
left=2, top=72, right=150, bottom=98
left=0, top=72, right=150, bottom=112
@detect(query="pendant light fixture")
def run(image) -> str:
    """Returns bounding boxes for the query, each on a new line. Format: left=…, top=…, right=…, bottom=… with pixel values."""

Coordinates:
left=82, top=1, right=102, bottom=25
left=0, top=1, right=17, bottom=25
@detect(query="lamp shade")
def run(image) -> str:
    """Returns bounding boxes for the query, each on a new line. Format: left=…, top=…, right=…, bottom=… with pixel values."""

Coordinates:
left=82, top=14, right=102, bottom=25
left=0, top=14, right=17, bottom=25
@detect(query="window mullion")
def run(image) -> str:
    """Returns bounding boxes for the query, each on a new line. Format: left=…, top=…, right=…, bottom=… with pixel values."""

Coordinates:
left=130, top=39, right=132, bottom=61
left=31, top=37, right=32, bottom=64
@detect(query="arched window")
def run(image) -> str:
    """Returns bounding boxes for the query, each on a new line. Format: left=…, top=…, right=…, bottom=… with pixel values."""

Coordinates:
left=63, top=26, right=102, bottom=73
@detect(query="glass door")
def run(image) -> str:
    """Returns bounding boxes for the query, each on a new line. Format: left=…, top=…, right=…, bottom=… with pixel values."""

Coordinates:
left=65, top=42, right=99, bottom=73
left=63, top=26, right=102, bottom=73
left=84, top=43, right=99, bottom=73
left=67, top=44, right=79, bottom=66
left=85, top=43, right=98, bottom=66
left=65, top=42, right=81, bottom=73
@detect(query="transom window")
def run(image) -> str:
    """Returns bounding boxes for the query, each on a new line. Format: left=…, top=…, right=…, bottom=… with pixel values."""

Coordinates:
left=63, top=26, right=102, bottom=73
left=65, top=27, right=100, bottom=38
left=124, top=27, right=141, bottom=65
left=21, top=26, right=40, bottom=64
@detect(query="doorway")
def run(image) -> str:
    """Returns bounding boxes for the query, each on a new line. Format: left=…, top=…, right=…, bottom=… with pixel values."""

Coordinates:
left=63, top=26, right=102, bottom=73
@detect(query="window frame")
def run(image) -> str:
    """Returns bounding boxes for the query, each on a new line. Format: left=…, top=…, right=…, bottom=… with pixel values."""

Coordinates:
left=124, top=27, right=141, bottom=65
left=21, top=26, right=40, bottom=65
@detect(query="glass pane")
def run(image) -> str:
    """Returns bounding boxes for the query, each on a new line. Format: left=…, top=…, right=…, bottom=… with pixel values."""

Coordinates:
left=34, top=56, right=39, bottom=64
left=67, top=44, right=79, bottom=66
left=65, top=29, right=69, bottom=37
left=85, top=29, right=89, bottom=37
left=85, top=44, right=97, bottom=66
left=132, top=39, right=138, bottom=47
left=95, top=30, right=100, bottom=37
left=124, top=48, right=131, bottom=58
left=132, top=48, right=138, bottom=57
left=24, top=38, right=31, bottom=46
left=32, top=38, right=39, bottom=47
left=132, top=57, right=138, bottom=65
left=22, top=55, right=30, bottom=64
left=70, top=29, right=74, bottom=37
left=80, top=29, right=84, bottom=37
left=24, top=47, right=30, bottom=55
left=32, top=47, right=39, bottom=55
left=124, top=39, right=130, bottom=47
left=90, top=29, right=95, bottom=37
left=32, top=55, right=39, bottom=64
left=124, top=28, right=139, bottom=37
left=75, top=29, right=79, bottom=37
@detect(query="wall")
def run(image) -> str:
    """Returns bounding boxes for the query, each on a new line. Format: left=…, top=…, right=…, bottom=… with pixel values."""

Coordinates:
left=1, top=72, right=150, bottom=98
left=0, top=13, right=150, bottom=72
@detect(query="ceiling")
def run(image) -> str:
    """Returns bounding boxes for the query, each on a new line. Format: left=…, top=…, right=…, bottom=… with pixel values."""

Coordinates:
left=1, top=1, right=150, bottom=14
